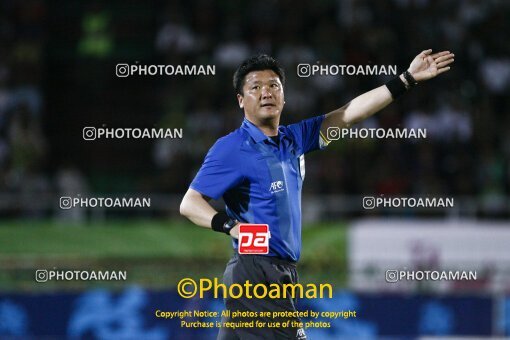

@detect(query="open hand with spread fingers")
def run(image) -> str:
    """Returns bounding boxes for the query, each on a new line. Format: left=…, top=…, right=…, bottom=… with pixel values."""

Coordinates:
left=407, top=49, right=454, bottom=82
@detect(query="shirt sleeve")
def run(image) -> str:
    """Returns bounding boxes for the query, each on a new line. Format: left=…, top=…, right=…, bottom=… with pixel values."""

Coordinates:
left=286, top=114, right=327, bottom=155
left=190, top=138, right=244, bottom=200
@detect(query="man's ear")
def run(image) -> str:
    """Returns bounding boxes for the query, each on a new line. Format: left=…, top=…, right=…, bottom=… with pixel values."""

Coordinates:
left=237, top=93, right=244, bottom=108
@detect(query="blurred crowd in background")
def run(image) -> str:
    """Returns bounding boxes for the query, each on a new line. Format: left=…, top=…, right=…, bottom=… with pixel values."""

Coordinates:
left=0, top=0, right=509, bottom=218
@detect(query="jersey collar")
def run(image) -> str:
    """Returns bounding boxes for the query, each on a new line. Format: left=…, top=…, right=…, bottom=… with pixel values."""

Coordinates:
left=241, top=118, right=272, bottom=144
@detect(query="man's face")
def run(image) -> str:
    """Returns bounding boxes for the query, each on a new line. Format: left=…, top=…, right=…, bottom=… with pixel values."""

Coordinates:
left=237, top=70, right=284, bottom=123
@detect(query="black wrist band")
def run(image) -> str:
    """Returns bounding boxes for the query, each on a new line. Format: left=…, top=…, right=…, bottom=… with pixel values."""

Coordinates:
left=211, top=212, right=230, bottom=233
left=403, top=70, right=418, bottom=87
left=385, top=76, right=408, bottom=99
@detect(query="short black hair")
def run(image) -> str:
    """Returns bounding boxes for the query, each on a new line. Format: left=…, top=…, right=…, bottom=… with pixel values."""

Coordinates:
left=233, top=54, right=285, bottom=95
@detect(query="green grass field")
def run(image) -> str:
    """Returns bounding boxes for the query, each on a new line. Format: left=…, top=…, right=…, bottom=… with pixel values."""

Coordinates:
left=0, top=220, right=347, bottom=291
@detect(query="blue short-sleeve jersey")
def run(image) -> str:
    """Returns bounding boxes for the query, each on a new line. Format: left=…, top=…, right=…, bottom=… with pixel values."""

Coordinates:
left=190, top=115, right=326, bottom=262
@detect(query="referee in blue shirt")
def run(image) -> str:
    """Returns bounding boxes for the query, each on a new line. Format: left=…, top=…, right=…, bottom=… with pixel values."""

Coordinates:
left=180, top=51, right=454, bottom=339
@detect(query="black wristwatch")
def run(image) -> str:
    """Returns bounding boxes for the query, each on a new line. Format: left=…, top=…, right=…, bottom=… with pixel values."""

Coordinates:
left=223, top=218, right=238, bottom=235
left=403, top=70, right=418, bottom=87
left=212, top=212, right=238, bottom=235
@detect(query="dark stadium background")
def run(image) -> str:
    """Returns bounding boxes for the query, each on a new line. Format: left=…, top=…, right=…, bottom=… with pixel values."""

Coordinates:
left=0, top=0, right=509, bottom=338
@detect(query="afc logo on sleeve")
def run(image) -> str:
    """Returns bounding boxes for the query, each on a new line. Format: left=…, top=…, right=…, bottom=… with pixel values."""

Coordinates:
left=238, top=224, right=271, bottom=254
